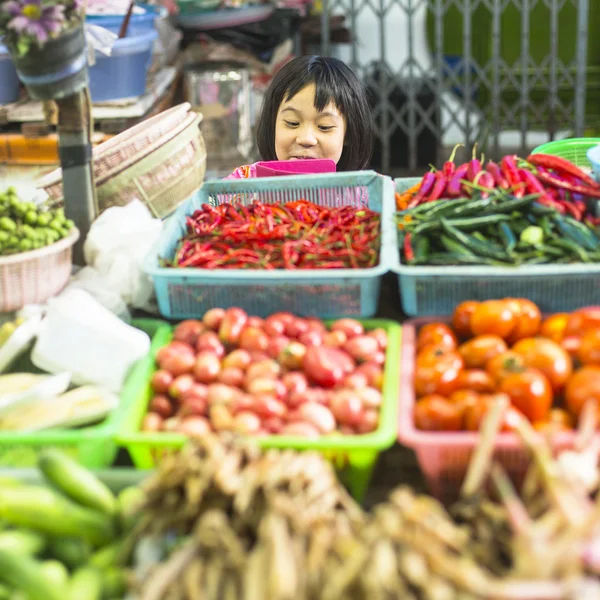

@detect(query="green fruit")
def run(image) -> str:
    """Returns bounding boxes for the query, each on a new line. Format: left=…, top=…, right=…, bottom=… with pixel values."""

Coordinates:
left=19, top=239, right=33, bottom=252
left=37, top=213, right=51, bottom=227
left=0, top=218, right=16, bottom=232
left=25, top=211, right=38, bottom=226
left=0, top=232, right=9, bottom=243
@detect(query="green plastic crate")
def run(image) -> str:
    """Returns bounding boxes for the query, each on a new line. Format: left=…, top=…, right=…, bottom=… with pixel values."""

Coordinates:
left=531, top=138, right=600, bottom=169
left=0, top=319, right=166, bottom=469
left=116, top=319, right=401, bottom=501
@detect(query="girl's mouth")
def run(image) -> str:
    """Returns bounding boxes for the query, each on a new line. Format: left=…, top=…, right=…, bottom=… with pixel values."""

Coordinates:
left=291, top=156, right=316, bottom=160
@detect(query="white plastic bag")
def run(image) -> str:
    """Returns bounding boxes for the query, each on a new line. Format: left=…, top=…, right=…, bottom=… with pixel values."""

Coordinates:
left=83, top=201, right=162, bottom=313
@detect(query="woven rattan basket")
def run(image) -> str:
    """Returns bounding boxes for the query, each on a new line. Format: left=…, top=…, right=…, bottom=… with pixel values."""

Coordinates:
left=0, top=228, right=79, bottom=313
left=38, top=103, right=207, bottom=219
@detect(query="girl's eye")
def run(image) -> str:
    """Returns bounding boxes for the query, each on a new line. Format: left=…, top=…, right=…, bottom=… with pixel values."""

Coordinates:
left=284, top=120, right=299, bottom=127
left=318, top=125, right=335, bottom=132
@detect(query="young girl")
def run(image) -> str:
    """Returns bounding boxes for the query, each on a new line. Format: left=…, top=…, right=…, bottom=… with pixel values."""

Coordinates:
left=227, top=55, right=374, bottom=179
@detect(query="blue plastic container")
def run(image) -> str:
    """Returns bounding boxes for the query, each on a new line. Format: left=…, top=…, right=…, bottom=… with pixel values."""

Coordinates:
left=86, top=3, right=164, bottom=36
left=587, top=144, right=600, bottom=182
left=144, top=171, right=396, bottom=319
left=88, top=30, right=157, bottom=102
left=0, top=44, right=20, bottom=105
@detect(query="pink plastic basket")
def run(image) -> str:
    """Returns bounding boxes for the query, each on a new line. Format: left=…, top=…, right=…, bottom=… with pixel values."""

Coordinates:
left=0, top=228, right=79, bottom=313
left=398, top=316, right=580, bottom=503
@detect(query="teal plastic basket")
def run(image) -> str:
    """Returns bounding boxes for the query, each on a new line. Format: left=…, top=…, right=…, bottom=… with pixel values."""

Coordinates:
left=391, top=178, right=600, bottom=316
left=144, top=171, right=395, bottom=319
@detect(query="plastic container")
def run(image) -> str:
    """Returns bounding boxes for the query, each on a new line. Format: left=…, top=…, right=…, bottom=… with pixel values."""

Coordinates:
left=0, top=228, right=79, bottom=314
left=31, top=289, right=151, bottom=394
left=145, top=171, right=395, bottom=319
left=117, top=319, right=401, bottom=501
left=392, top=177, right=600, bottom=316
left=0, top=44, right=20, bottom=105
left=397, top=316, right=580, bottom=503
left=531, top=137, right=600, bottom=169
left=88, top=30, right=157, bottom=103
left=0, top=319, right=165, bottom=469
left=587, top=143, right=600, bottom=181
left=86, top=3, right=164, bottom=36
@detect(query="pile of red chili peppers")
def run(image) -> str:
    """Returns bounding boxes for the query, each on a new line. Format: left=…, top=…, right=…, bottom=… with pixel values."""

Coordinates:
left=401, top=145, right=600, bottom=224
left=167, top=200, right=380, bottom=270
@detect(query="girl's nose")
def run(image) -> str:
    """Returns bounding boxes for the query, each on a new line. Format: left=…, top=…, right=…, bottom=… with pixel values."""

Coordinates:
left=296, top=126, right=318, bottom=147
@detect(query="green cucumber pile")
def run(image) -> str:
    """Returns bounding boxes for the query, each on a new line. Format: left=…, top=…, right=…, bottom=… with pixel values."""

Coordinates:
left=397, top=191, right=600, bottom=266
left=0, top=449, right=144, bottom=600
left=0, top=187, right=75, bottom=257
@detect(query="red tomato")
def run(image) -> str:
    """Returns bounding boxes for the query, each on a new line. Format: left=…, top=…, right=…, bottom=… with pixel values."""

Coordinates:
left=458, top=335, right=508, bottom=369
left=193, top=352, right=222, bottom=384
left=343, top=335, right=380, bottom=362
left=414, top=347, right=463, bottom=397
left=149, top=395, right=173, bottom=419
left=279, top=342, right=307, bottom=370
left=414, top=395, right=462, bottom=431
left=540, top=313, right=569, bottom=343
left=151, top=369, right=174, bottom=394
left=156, top=342, right=196, bottom=376
left=330, top=390, right=364, bottom=426
left=202, top=308, right=225, bottom=331
left=463, top=393, right=520, bottom=432
left=486, top=351, right=525, bottom=384
left=267, top=335, right=291, bottom=359
left=238, top=327, right=269, bottom=353
left=564, top=366, right=600, bottom=417
left=264, top=316, right=286, bottom=337
left=499, top=368, right=553, bottom=423
left=452, top=301, right=479, bottom=339
left=470, top=300, right=517, bottom=339
left=218, top=308, right=248, bottom=345
left=504, top=298, right=542, bottom=343
left=331, top=318, right=364, bottom=338
left=285, top=318, right=309, bottom=339
left=453, top=369, right=495, bottom=393
left=564, top=307, right=600, bottom=338
left=512, top=337, right=573, bottom=392
left=416, top=323, right=458, bottom=352
left=303, top=346, right=354, bottom=388
left=577, top=329, right=600, bottom=366
left=173, top=320, right=205, bottom=347
left=195, top=332, right=225, bottom=358
left=323, top=330, right=347, bottom=348
left=299, top=330, right=324, bottom=347
left=222, top=349, right=252, bottom=371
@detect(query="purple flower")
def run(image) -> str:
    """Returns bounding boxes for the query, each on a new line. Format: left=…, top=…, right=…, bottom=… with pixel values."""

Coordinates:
left=3, top=0, right=66, bottom=44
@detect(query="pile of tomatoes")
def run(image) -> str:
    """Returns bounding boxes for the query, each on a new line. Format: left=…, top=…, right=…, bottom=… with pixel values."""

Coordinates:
left=142, top=308, right=388, bottom=439
left=414, top=299, right=600, bottom=433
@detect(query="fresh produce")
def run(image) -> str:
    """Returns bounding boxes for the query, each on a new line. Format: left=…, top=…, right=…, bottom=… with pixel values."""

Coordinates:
left=397, top=150, right=600, bottom=266
left=0, top=449, right=139, bottom=600
left=164, top=199, right=380, bottom=269
left=130, top=421, right=600, bottom=600
left=413, top=298, right=600, bottom=432
left=0, top=187, right=75, bottom=256
left=0, top=316, right=25, bottom=349
left=142, top=310, right=389, bottom=437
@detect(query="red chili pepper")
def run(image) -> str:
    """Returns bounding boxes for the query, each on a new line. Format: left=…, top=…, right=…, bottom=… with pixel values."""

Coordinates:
left=467, top=144, right=482, bottom=181
left=403, top=232, right=415, bottom=263
left=586, top=216, right=600, bottom=226
left=562, top=200, right=583, bottom=220
left=527, top=153, right=600, bottom=189
left=536, top=170, right=600, bottom=199
left=446, top=163, right=469, bottom=197
left=408, top=171, right=437, bottom=208
left=474, top=171, right=495, bottom=198
left=424, top=171, right=448, bottom=202
left=486, top=161, right=509, bottom=189
left=442, top=144, right=464, bottom=178
left=500, top=156, right=526, bottom=197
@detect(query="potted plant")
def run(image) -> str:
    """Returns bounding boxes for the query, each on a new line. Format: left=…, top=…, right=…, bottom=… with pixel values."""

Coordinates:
left=0, top=0, right=88, bottom=100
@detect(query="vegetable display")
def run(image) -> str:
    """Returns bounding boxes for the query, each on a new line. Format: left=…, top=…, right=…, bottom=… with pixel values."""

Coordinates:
left=0, top=449, right=139, bottom=600
left=397, top=150, right=600, bottom=266
left=413, top=298, right=600, bottom=432
left=165, top=200, right=380, bottom=269
left=142, top=309, right=387, bottom=438
left=0, top=187, right=75, bottom=256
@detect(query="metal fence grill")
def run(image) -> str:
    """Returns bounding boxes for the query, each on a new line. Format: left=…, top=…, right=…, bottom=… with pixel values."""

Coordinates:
left=319, top=0, right=590, bottom=173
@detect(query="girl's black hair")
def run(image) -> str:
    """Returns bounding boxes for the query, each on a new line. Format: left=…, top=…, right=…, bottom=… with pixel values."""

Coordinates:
left=256, top=56, right=373, bottom=171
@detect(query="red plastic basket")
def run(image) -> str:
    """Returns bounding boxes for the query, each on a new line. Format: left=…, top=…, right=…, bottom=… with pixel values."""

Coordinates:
left=398, top=316, right=580, bottom=503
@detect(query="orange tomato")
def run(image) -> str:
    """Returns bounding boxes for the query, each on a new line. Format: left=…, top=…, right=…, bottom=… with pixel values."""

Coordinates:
left=448, top=389, right=480, bottom=427
left=416, top=323, right=458, bottom=352
left=458, top=335, right=508, bottom=369
left=470, top=300, right=517, bottom=339
left=499, top=367, right=553, bottom=423
left=564, top=366, right=600, bottom=417
left=511, top=337, right=573, bottom=393
left=564, top=307, right=600, bottom=338
left=453, top=369, right=496, bottom=393
left=452, top=301, right=479, bottom=339
left=414, top=347, right=464, bottom=398
left=486, top=351, right=525, bottom=384
left=533, top=408, right=575, bottom=434
left=414, top=395, right=462, bottom=431
left=540, top=313, right=569, bottom=343
left=463, top=393, right=521, bottom=432
left=577, top=329, right=600, bottom=366
left=504, top=298, right=542, bottom=343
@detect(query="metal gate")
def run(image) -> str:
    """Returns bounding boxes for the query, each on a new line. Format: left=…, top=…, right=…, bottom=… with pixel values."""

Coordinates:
left=319, top=0, right=590, bottom=173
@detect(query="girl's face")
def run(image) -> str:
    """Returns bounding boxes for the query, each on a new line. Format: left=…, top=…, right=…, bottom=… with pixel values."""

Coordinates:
left=274, top=83, right=346, bottom=163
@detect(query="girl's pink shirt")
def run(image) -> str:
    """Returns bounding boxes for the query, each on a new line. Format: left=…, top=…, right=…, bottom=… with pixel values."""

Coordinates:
left=224, top=164, right=257, bottom=179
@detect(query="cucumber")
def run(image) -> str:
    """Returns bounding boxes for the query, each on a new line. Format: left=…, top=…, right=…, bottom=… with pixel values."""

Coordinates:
left=0, top=485, right=115, bottom=547
left=89, top=543, right=121, bottom=570
left=0, top=549, right=65, bottom=600
left=70, top=568, right=102, bottom=600
left=117, top=486, right=146, bottom=532
left=40, top=561, right=69, bottom=589
left=38, top=449, right=117, bottom=517
left=100, top=567, right=127, bottom=599
left=0, top=530, right=45, bottom=556
left=49, top=537, right=90, bottom=569
left=0, top=584, right=10, bottom=600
